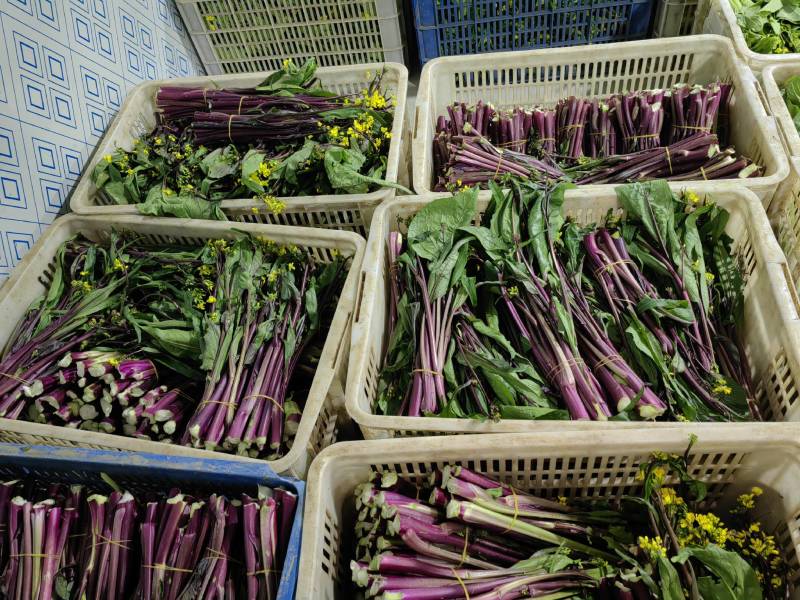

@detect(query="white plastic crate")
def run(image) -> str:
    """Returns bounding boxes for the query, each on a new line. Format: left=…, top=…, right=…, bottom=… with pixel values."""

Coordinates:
left=763, top=63, right=800, bottom=159
left=411, top=35, right=788, bottom=204
left=702, top=0, right=800, bottom=74
left=69, top=63, right=408, bottom=237
left=346, top=188, right=799, bottom=440
left=653, top=0, right=700, bottom=37
left=175, top=0, right=405, bottom=75
left=0, top=214, right=365, bottom=479
left=297, top=426, right=800, bottom=599
left=770, top=159, right=800, bottom=298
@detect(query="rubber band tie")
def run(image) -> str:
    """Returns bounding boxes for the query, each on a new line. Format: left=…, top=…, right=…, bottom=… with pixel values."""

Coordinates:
left=238, top=96, right=246, bottom=115
left=593, top=259, right=634, bottom=279
left=242, top=393, right=283, bottom=412
left=501, top=487, right=520, bottom=533
left=143, top=564, right=193, bottom=573
left=558, top=123, right=583, bottom=133
left=453, top=571, right=471, bottom=599
left=665, top=147, right=673, bottom=175
left=199, top=399, right=234, bottom=408
left=228, top=115, right=235, bottom=143
left=593, top=354, right=623, bottom=372
left=455, top=527, right=470, bottom=567
left=493, top=158, right=504, bottom=179
left=623, top=133, right=660, bottom=141
left=247, top=567, right=281, bottom=576
left=700, top=166, right=708, bottom=180
left=206, top=548, right=230, bottom=560
left=96, top=533, right=131, bottom=550
left=538, top=137, right=555, bottom=142
left=675, top=124, right=710, bottom=131
left=10, top=553, right=59, bottom=559
left=547, top=356, right=584, bottom=380
left=413, top=368, right=441, bottom=377
left=0, top=372, right=31, bottom=385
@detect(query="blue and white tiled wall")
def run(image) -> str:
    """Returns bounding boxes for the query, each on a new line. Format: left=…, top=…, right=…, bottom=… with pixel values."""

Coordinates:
left=0, top=0, right=203, bottom=279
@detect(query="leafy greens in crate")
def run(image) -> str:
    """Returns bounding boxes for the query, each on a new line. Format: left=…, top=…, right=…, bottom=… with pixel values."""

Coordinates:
left=92, top=59, right=404, bottom=219
left=350, top=447, right=788, bottom=599
left=378, top=180, right=756, bottom=423
left=729, top=0, right=800, bottom=55
left=0, top=230, right=347, bottom=460
left=780, top=75, right=800, bottom=136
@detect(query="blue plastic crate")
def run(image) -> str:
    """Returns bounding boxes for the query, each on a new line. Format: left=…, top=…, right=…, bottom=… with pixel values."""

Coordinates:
left=412, top=0, right=656, bottom=63
left=0, top=443, right=304, bottom=600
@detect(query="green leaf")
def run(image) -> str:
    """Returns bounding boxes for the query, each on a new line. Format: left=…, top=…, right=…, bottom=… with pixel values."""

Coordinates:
left=407, top=189, right=477, bottom=261
left=498, top=405, right=569, bottom=420
left=103, top=180, right=129, bottom=205
left=657, top=554, right=685, bottom=600
left=137, top=187, right=226, bottom=220
left=323, top=146, right=411, bottom=194
left=636, top=297, right=696, bottom=325
left=674, top=544, right=762, bottom=600
left=139, top=325, right=200, bottom=359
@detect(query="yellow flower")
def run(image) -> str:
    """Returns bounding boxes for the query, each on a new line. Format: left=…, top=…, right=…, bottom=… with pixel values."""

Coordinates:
left=287, top=262, right=295, bottom=272
left=258, top=162, right=272, bottom=178
left=685, top=190, right=700, bottom=204
left=282, top=58, right=292, bottom=69
left=652, top=466, right=666, bottom=485
left=204, top=15, right=218, bottom=31
left=113, top=258, right=127, bottom=272
left=168, top=134, right=177, bottom=142
left=103, top=154, right=113, bottom=163
left=108, top=357, right=120, bottom=367
left=712, top=380, right=733, bottom=396
left=195, top=299, right=206, bottom=310
left=206, top=295, right=217, bottom=304
left=199, top=265, right=213, bottom=276
left=507, top=286, right=519, bottom=298
left=637, top=535, right=667, bottom=559
left=80, top=270, right=89, bottom=276
left=251, top=206, right=260, bottom=214
left=557, top=496, right=567, bottom=506
left=173, top=152, right=184, bottom=160
left=126, top=168, right=135, bottom=175
left=262, top=194, right=285, bottom=214
left=705, top=272, right=715, bottom=282
left=660, top=487, right=684, bottom=507
left=163, top=187, right=174, bottom=196
left=267, top=292, right=278, bottom=302
left=751, top=486, right=763, bottom=496
left=154, top=137, right=163, bottom=146
left=203, top=279, right=214, bottom=290
left=210, top=311, right=220, bottom=323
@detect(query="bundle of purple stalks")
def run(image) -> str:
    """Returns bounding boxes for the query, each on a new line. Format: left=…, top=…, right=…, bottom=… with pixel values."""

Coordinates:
left=432, top=83, right=761, bottom=190
left=0, top=480, right=296, bottom=600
